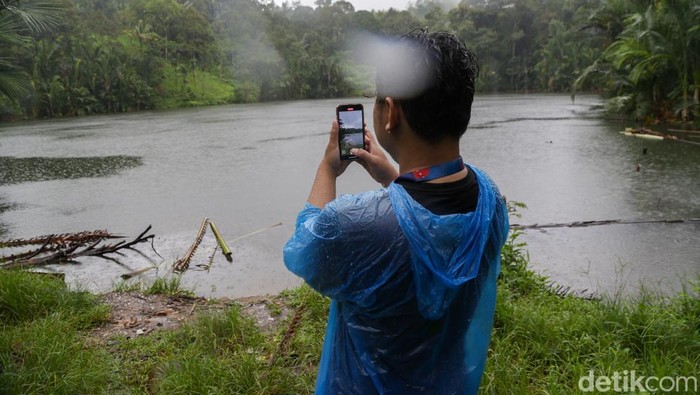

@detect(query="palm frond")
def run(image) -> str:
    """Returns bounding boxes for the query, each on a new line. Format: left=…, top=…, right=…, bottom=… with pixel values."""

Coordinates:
left=0, top=11, right=29, bottom=46
left=1, top=1, right=64, bottom=33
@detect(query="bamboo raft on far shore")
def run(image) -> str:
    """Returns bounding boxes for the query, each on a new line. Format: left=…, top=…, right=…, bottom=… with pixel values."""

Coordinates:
left=621, top=127, right=700, bottom=146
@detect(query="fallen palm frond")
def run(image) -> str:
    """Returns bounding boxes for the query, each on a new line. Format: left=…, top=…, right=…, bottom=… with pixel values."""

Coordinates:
left=209, top=221, right=232, bottom=263
left=1, top=237, right=56, bottom=263
left=1, top=226, right=155, bottom=269
left=172, top=218, right=209, bottom=273
left=0, top=230, right=117, bottom=248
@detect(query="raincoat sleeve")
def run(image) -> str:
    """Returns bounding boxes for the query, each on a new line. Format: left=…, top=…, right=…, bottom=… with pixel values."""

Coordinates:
left=283, top=192, right=402, bottom=305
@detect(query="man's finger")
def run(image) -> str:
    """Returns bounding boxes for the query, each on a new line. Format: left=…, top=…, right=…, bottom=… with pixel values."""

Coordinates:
left=330, top=119, right=339, bottom=141
left=363, top=129, right=378, bottom=152
left=350, top=148, right=363, bottom=158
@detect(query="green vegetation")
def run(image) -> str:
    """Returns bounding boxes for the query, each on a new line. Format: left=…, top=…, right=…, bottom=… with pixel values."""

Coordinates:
left=576, top=0, right=700, bottom=124
left=0, top=271, right=114, bottom=394
left=0, top=0, right=698, bottom=124
left=155, top=63, right=235, bottom=109
left=2, top=230, right=698, bottom=394
left=485, top=230, right=700, bottom=393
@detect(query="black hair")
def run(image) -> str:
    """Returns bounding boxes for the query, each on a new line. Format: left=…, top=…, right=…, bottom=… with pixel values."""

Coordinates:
left=375, top=29, right=479, bottom=143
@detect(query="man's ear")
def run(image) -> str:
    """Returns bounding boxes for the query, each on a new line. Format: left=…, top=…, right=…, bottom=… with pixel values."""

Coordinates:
left=384, top=97, right=402, bottom=131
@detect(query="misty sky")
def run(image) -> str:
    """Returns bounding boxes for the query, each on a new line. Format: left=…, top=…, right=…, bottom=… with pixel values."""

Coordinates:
left=295, top=0, right=412, bottom=11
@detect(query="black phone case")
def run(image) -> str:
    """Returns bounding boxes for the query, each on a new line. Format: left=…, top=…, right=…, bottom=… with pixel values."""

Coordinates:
left=336, top=104, right=365, bottom=160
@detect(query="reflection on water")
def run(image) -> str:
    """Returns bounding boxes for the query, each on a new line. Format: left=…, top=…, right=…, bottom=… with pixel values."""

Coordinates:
left=0, top=156, right=142, bottom=185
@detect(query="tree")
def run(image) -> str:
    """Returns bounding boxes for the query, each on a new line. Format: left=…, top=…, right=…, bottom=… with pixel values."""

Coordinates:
left=535, top=19, right=601, bottom=92
left=376, top=9, right=422, bottom=36
left=590, top=0, right=699, bottom=121
left=0, top=0, right=63, bottom=103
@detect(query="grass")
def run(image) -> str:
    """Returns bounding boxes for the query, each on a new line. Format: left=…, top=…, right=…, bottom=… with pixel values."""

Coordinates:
left=1, top=232, right=699, bottom=394
left=0, top=271, right=109, bottom=328
left=0, top=271, right=113, bottom=394
left=113, top=274, right=195, bottom=298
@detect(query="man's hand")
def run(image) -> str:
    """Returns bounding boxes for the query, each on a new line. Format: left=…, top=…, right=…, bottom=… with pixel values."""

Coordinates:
left=307, top=120, right=351, bottom=208
left=351, top=128, right=399, bottom=187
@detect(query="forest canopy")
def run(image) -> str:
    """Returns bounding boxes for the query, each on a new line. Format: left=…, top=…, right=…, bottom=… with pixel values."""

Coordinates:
left=0, top=0, right=697, bottom=124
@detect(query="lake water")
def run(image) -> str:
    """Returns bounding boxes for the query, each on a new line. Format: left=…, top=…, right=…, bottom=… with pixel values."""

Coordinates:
left=1, top=95, right=698, bottom=298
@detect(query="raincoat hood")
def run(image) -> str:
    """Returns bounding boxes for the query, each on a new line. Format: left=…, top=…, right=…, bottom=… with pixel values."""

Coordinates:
left=388, top=166, right=499, bottom=319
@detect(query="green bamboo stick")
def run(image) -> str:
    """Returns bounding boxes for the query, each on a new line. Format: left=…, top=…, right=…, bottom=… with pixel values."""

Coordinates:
left=209, top=221, right=233, bottom=263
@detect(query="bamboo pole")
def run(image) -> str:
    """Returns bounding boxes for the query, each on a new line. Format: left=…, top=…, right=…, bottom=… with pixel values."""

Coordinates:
left=209, top=221, right=232, bottom=263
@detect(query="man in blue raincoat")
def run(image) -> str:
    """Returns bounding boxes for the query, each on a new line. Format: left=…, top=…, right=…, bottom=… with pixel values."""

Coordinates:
left=283, top=29, right=509, bottom=394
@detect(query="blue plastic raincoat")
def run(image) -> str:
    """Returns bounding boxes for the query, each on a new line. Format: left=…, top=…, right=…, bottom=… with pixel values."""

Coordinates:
left=283, top=165, right=509, bottom=394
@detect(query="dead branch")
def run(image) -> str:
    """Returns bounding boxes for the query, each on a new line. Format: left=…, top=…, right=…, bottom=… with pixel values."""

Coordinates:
left=2, top=244, right=81, bottom=269
left=0, top=226, right=155, bottom=270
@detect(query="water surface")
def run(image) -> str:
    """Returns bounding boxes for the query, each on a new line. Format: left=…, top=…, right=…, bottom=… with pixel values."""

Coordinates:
left=0, top=95, right=698, bottom=298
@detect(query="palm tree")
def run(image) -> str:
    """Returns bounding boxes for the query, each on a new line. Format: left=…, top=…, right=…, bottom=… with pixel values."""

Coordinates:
left=578, top=0, right=699, bottom=122
left=604, top=0, right=699, bottom=121
left=0, top=0, right=63, bottom=102
left=657, top=0, right=700, bottom=121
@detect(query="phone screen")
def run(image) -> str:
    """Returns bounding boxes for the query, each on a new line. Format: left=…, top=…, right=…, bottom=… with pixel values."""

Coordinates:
left=336, top=104, right=365, bottom=160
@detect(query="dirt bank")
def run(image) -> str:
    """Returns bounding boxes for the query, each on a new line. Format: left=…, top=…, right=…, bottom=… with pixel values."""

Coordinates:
left=90, top=292, right=292, bottom=341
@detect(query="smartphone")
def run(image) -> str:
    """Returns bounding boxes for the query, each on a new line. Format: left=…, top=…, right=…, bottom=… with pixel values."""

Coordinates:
left=336, top=104, right=365, bottom=160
